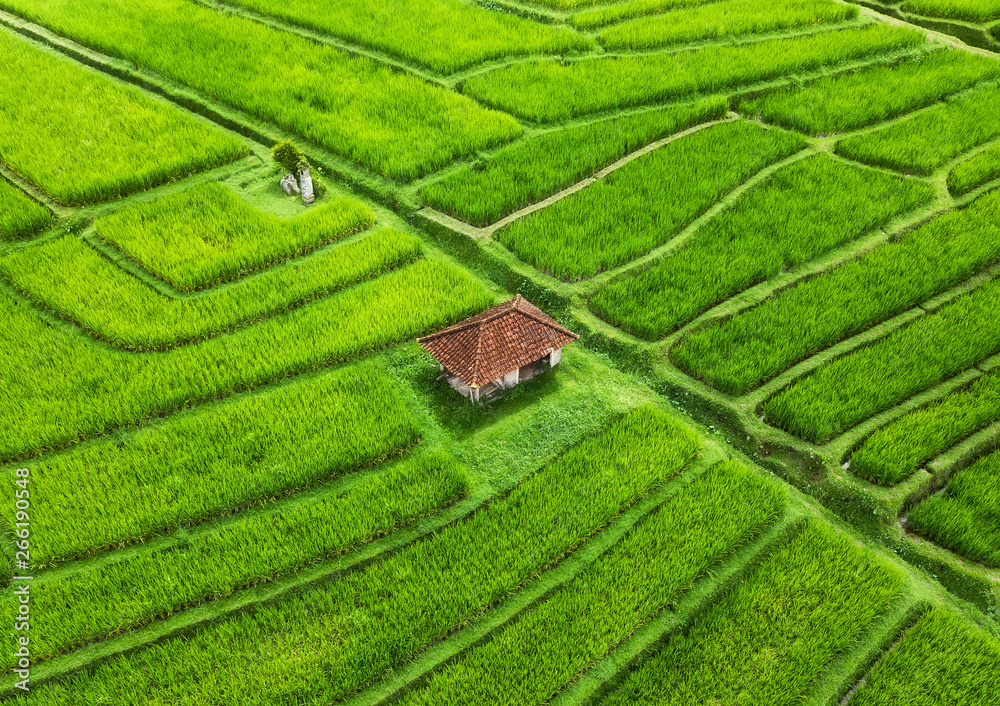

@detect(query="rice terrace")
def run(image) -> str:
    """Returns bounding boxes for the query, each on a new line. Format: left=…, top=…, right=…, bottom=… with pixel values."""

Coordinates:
left=3, top=0, right=1000, bottom=702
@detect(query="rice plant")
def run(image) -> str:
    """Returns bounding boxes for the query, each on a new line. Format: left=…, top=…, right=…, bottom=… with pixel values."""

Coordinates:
left=0, top=29, right=246, bottom=206
left=949, top=141, right=1000, bottom=195
left=16, top=407, right=701, bottom=706
left=908, top=450, right=1000, bottom=566
left=96, top=183, right=375, bottom=291
left=573, top=0, right=721, bottom=29
left=0, top=257, right=492, bottom=462
left=0, top=0, right=520, bottom=181
left=852, top=371, right=1000, bottom=485
left=4, top=361, right=417, bottom=565
left=421, top=97, right=727, bottom=227
left=0, top=179, right=52, bottom=240
left=396, top=461, right=782, bottom=706
left=497, top=121, right=804, bottom=281
left=1, top=229, right=420, bottom=351
left=672, top=187, right=1000, bottom=394
left=1, top=449, right=468, bottom=665
left=740, top=49, right=1000, bottom=135
left=461, top=24, right=922, bottom=122
left=600, top=520, right=904, bottom=705
left=764, top=276, right=1000, bottom=443
left=598, top=0, right=856, bottom=51
left=591, top=154, right=934, bottom=340
left=220, top=0, right=590, bottom=74
left=850, top=609, right=1000, bottom=706
left=838, top=83, right=1000, bottom=175
left=900, top=0, right=1000, bottom=23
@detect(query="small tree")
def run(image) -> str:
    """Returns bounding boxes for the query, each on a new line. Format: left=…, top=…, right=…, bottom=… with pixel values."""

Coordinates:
left=272, top=139, right=307, bottom=176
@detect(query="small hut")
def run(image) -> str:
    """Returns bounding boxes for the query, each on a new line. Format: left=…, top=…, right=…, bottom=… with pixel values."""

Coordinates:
left=418, top=295, right=579, bottom=403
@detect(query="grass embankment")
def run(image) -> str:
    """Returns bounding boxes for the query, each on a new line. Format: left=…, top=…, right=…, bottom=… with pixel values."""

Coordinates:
left=853, top=371, right=1000, bottom=485
left=461, top=24, right=923, bottom=122
left=19, top=407, right=701, bottom=706
left=673, top=188, right=1000, bottom=395
left=600, top=521, right=905, bottom=705
left=592, top=154, right=934, bottom=340
left=0, top=229, right=420, bottom=350
left=900, top=0, right=1000, bottom=22
left=0, top=179, right=51, bottom=240
left=0, top=258, right=492, bottom=461
left=497, top=121, right=804, bottom=281
left=0, top=29, right=246, bottom=205
left=2, top=450, right=468, bottom=666
left=95, top=183, right=375, bottom=291
left=764, top=276, right=1000, bottom=443
left=850, top=609, right=1000, bottom=705
left=219, top=0, right=589, bottom=74
left=838, top=84, right=1000, bottom=175
left=949, top=142, right=1000, bottom=194
left=6, top=361, right=417, bottom=565
left=908, top=450, right=1000, bottom=566
left=421, top=98, right=727, bottom=227
left=741, top=49, right=1000, bottom=134
left=598, top=0, right=856, bottom=51
left=0, top=0, right=519, bottom=180
left=396, top=461, right=782, bottom=706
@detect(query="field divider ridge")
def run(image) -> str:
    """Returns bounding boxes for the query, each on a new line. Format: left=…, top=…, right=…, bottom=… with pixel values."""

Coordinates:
left=346, top=451, right=727, bottom=706
left=0, top=163, right=69, bottom=218
left=545, top=508, right=805, bottom=706
left=419, top=112, right=739, bottom=240
left=0, top=483, right=494, bottom=695
left=0, top=13, right=411, bottom=212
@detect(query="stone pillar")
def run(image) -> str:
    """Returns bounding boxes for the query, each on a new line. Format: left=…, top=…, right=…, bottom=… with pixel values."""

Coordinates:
left=299, top=167, right=315, bottom=205
left=550, top=348, right=562, bottom=367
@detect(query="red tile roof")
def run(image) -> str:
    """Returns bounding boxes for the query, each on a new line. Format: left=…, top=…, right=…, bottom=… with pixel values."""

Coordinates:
left=418, top=295, right=578, bottom=388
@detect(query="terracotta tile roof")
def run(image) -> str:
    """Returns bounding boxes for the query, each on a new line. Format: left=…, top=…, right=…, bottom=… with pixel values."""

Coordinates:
left=418, top=295, right=579, bottom=389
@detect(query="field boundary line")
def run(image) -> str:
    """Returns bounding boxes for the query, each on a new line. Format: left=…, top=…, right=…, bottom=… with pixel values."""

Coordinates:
left=550, top=510, right=806, bottom=706
left=575, top=144, right=815, bottom=297
left=852, top=2, right=1000, bottom=57
left=0, top=163, right=69, bottom=218
left=345, top=454, right=727, bottom=706
left=419, top=112, right=739, bottom=240
left=0, top=485, right=493, bottom=695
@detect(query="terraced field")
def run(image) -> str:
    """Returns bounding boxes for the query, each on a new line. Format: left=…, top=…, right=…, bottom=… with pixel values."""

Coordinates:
left=1, top=0, right=999, bottom=703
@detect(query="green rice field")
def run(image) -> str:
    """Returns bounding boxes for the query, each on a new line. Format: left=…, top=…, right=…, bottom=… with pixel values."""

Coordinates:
left=1, top=0, right=999, bottom=703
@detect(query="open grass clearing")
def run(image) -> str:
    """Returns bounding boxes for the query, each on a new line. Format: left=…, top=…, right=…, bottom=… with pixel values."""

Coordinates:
left=672, top=187, right=1000, bottom=395
left=16, top=406, right=701, bottom=706
left=496, top=120, right=804, bottom=281
left=0, top=0, right=520, bottom=180
left=852, top=371, right=1000, bottom=485
left=591, top=153, right=934, bottom=340
left=218, top=0, right=590, bottom=74
left=0, top=257, right=492, bottom=462
left=0, top=178, right=51, bottom=240
left=420, top=98, right=727, bottom=227
left=598, top=0, right=856, bottom=51
left=2, top=361, right=417, bottom=565
left=837, top=83, right=1000, bottom=175
left=0, top=229, right=419, bottom=350
left=949, top=140, right=1000, bottom=194
left=460, top=24, right=923, bottom=122
left=95, top=183, right=375, bottom=291
left=600, top=520, right=905, bottom=705
left=908, top=449, right=1000, bottom=566
left=1, top=449, right=468, bottom=666
left=849, top=608, right=1000, bottom=705
left=740, top=49, right=1000, bottom=135
left=395, top=460, right=782, bottom=706
left=764, top=275, right=1000, bottom=443
left=0, top=27, right=246, bottom=205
